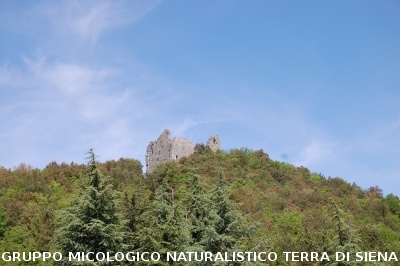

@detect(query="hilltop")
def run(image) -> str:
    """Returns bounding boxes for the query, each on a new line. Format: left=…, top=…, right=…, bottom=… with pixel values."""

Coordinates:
left=149, top=148, right=400, bottom=259
left=1, top=147, right=400, bottom=265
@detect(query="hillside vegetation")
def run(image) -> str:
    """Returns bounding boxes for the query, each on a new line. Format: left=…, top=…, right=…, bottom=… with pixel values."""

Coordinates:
left=1, top=147, right=400, bottom=265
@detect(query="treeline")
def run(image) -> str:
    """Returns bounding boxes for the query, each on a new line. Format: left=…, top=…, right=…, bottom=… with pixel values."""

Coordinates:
left=1, top=147, right=400, bottom=265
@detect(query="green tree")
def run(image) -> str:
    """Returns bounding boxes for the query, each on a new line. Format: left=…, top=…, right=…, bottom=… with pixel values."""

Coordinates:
left=0, top=206, right=5, bottom=239
left=55, top=149, right=123, bottom=265
left=149, top=182, right=190, bottom=265
left=207, top=174, right=252, bottom=254
left=186, top=174, right=218, bottom=251
left=385, top=193, right=400, bottom=216
left=322, top=199, right=372, bottom=266
left=122, top=188, right=151, bottom=252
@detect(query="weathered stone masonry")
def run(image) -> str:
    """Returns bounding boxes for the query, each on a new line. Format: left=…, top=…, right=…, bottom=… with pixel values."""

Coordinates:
left=146, top=129, right=220, bottom=173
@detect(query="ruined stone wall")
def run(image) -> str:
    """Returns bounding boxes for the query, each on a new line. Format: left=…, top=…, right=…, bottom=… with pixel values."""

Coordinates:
left=207, top=135, right=220, bottom=152
left=146, top=129, right=173, bottom=173
left=146, top=129, right=220, bottom=174
left=171, top=137, right=196, bottom=161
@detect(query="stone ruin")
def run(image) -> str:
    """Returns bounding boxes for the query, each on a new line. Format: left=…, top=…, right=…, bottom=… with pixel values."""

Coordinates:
left=146, top=129, right=220, bottom=174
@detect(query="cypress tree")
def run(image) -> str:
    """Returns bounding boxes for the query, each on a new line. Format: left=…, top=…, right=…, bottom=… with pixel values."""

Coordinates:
left=56, top=149, right=123, bottom=265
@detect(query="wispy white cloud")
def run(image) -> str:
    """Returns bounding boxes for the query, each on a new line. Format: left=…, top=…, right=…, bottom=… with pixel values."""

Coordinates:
left=38, top=0, right=160, bottom=43
left=0, top=0, right=162, bottom=168
left=290, top=118, right=400, bottom=193
left=294, top=139, right=341, bottom=167
left=0, top=56, right=148, bottom=167
left=25, top=57, right=114, bottom=94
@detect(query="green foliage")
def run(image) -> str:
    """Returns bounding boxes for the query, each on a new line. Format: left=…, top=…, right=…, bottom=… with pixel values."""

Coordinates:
left=194, top=143, right=213, bottom=155
left=385, top=193, right=400, bottom=216
left=150, top=148, right=400, bottom=262
left=0, top=225, right=37, bottom=252
left=272, top=210, right=305, bottom=251
left=208, top=174, right=248, bottom=253
left=55, top=150, right=123, bottom=265
left=0, top=147, right=400, bottom=265
left=100, top=158, right=143, bottom=191
left=186, top=174, right=218, bottom=249
left=0, top=206, right=5, bottom=239
left=147, top=182, right=190, bottom=265
left=322, top=199, right=369, bottom=266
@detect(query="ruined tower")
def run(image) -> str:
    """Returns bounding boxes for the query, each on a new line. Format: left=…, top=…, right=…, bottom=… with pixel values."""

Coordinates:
left=146, top=129, right=220, bottom=174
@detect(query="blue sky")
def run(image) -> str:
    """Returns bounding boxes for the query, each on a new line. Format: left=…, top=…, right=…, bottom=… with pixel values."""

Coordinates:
left=1, top=1, right=399, bottom=195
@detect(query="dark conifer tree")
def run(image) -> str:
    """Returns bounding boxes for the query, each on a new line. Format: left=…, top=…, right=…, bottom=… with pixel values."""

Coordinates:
left=198, top=174, right=266, bottom=266
left=149, top=182, right=190, bottom=265
left=207, top=174, right=249, bottom=253
left=55, top=149, right=123, bottom=265
left=186, top=174, right=219, bottom=251
left=322, top=199, right=370, bottom=266
left=121, top=188, right=151, bottom=254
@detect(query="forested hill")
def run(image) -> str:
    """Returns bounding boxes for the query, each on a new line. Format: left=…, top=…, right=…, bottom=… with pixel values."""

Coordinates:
left=1, top=147, right=400, bottom=265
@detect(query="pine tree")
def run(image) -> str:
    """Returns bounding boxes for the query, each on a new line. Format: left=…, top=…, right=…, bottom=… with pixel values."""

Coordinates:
left=148, top=182, right=190, bottom=265
left=183, top=173, right=269, bottom=266
left=55, top=149, right=123, bottom=265
left=186, top=174, right=218, bottom=251
left=322, top=199, right=372, bottom=266
left=207, top=174, right=249, bottom=254
left=122, top=187, right=151, bottom=253
left=196, top=174, right=266, bottom=266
